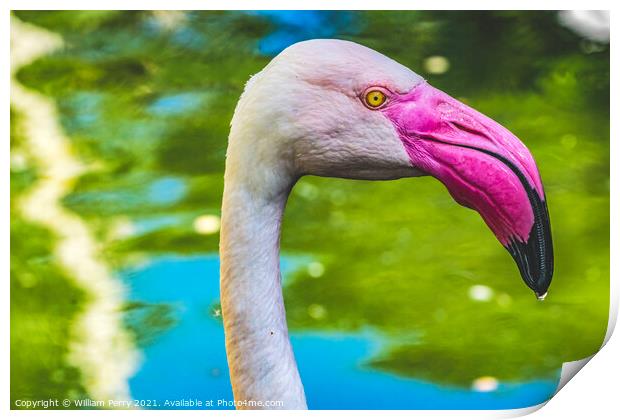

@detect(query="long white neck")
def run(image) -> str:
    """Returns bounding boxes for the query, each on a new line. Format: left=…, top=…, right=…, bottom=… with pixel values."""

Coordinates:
left=219, top=132, right=306, bottom=409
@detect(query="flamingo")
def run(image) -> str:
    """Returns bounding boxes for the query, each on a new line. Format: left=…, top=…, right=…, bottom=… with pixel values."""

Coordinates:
left=219, top=39, right=553, bottom=409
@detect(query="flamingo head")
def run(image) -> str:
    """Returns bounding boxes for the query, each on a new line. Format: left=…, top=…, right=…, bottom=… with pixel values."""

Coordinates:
left=230, top=39, right=553, bottom=298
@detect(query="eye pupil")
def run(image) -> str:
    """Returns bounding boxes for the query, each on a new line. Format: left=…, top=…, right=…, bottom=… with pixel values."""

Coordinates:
left=365, top=90, right=386, bottom=108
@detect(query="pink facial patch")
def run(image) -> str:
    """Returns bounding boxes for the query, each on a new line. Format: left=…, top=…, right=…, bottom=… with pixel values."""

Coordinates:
left=423, top=142, right=534, bottom=244
left=382, top=82, right=546, bottom=246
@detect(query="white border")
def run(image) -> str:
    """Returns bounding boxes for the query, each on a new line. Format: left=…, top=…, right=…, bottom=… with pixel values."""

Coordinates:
left=4, top=2, right=617, bottom=419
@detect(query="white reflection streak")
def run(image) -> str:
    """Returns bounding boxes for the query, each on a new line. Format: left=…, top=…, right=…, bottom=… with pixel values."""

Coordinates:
left=11, top=16, right=138, bottom=404
left=558, top=10, right=610, bottom=43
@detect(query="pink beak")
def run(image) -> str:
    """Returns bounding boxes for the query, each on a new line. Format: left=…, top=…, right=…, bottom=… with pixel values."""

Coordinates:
left=383, top=82, right=553, bottom=297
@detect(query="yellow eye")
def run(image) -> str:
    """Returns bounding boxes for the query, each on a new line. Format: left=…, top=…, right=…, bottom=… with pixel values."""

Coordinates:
left=364, top=90, right=387, bottom=108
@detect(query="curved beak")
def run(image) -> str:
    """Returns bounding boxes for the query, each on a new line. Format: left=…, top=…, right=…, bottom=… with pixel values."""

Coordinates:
left=384, top=82, right=553, bottom=298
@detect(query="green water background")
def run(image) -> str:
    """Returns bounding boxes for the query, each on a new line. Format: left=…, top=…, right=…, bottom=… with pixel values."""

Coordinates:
left=10, top=11, right=609, bottom=406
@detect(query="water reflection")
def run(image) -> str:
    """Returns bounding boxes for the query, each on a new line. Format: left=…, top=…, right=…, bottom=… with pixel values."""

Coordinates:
left=120, top=254, right=558, bottom=409
left=250, top=11, right=358, bottom=55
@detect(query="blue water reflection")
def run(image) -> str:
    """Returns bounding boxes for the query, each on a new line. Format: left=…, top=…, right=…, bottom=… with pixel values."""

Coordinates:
left=250, top=11, right=358, bottom=55
left=119, top=255, right=558, bottom=409
left=147, top=177, right=187, bottom=205
left=147, top=93, right=206, bottom=117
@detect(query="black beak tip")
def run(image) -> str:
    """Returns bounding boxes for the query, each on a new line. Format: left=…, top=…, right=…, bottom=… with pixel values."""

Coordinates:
left=505, top=199, right=554, bottom=301
left=506, top=236, right=554, bottom=300
left=532, top=275, right=551, bottom=300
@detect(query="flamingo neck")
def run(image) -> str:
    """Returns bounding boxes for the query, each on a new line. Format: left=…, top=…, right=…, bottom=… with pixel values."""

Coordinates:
left=219, top=158, right=306, bottom=409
